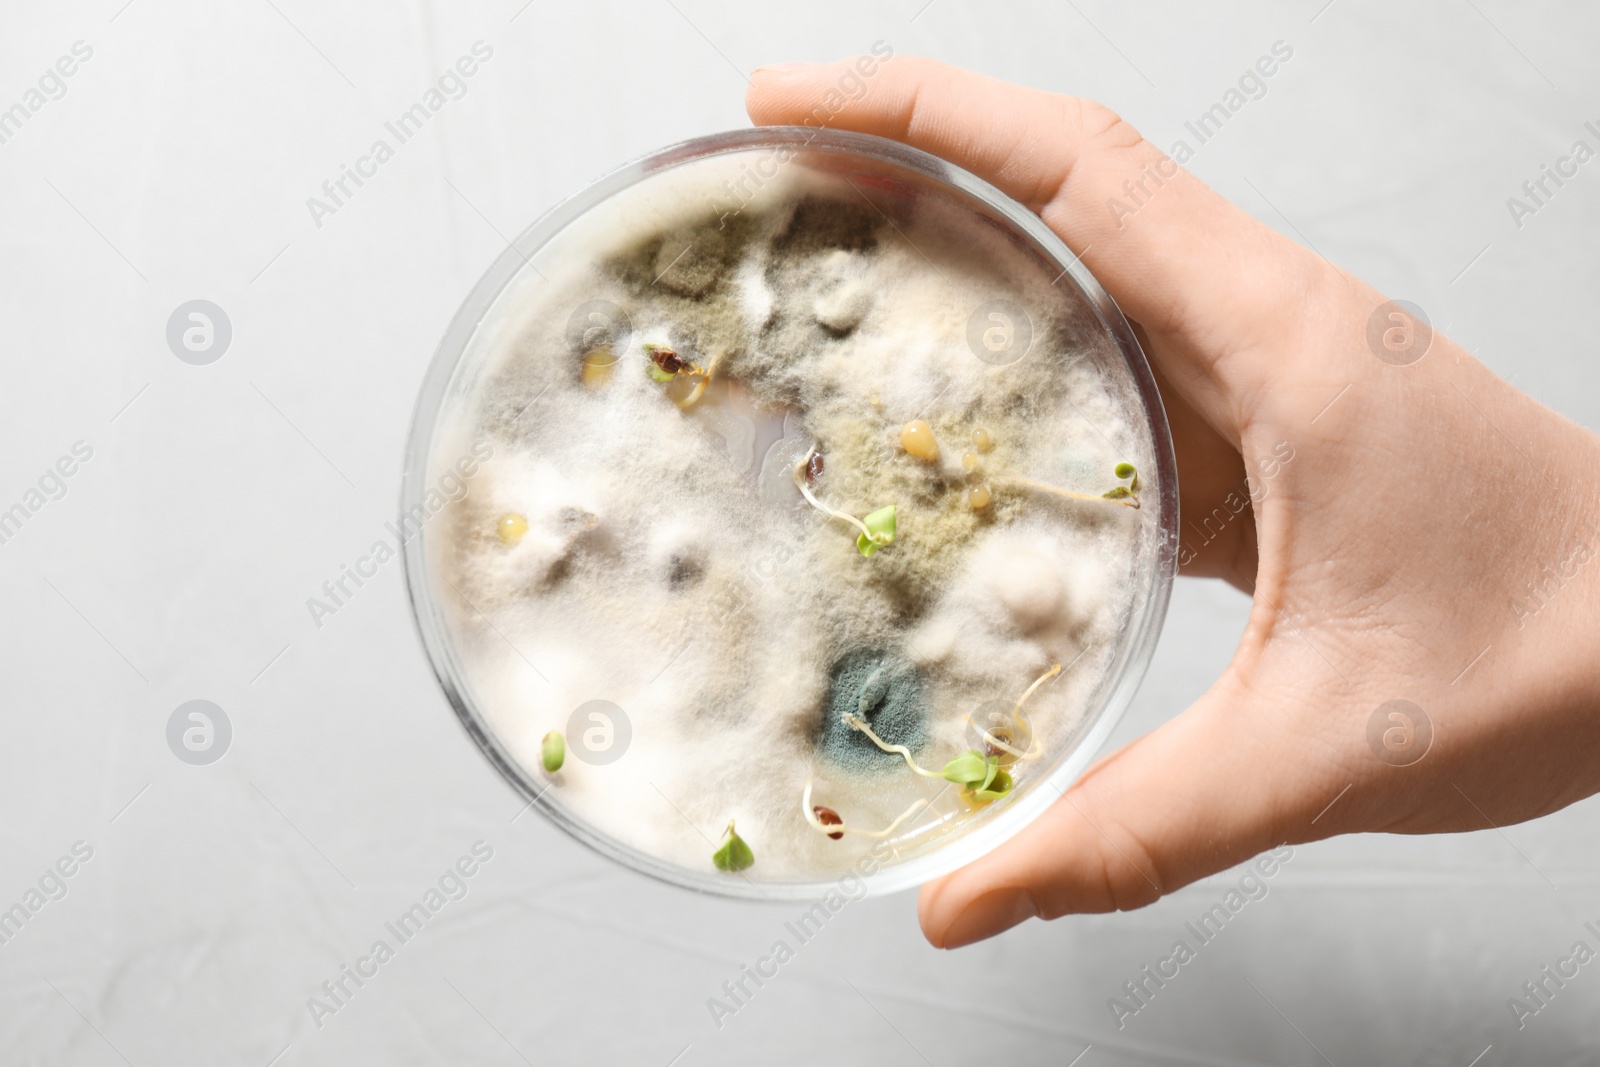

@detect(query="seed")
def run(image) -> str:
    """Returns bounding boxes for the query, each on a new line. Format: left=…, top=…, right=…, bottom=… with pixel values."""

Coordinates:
left=813, top=806, right=844, bottom=840
left=967, top=484, right=991, bottom=510
left=973, top=427, right=993, bottom=453
left=540, top=730, right=565, bottom=773
left=497, top=513, right=529, bottom=543
left=647, top=344, right=685, bottom=375
left=1114, top=461, right=1136, bottom=480
left=805, top=452, right=824, bottom=485
left=581, top=349, right=615, bottom=387
left=900, top=420, right=939, bottom=461
left=961, top=450, right=979, bottom=473
left=982, top=724, right=1018, bottom=766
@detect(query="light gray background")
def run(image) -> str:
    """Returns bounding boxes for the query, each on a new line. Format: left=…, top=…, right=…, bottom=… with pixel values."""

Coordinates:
left=3, top=1, right=1597, bottom=1064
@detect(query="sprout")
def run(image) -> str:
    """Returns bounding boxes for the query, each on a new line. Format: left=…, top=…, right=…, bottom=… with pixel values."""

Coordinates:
left=939, top=750, right=991, bottom=787
left=792, top=447, right=896, bottom=557
left=677, top=348, right=721, bottom=409
left=713, top=821, right=754, bottom=872
left=829, top=662, right=1060, bottom=821
left=813, top=805, right=845, bottom=840
left=969, top=767, right=1014, bottom=803
left=540, top=730, right=565, bottom=773
left=995, top=461, right=1141, bottom=509
left=855, top=506, right=897, bottom=557
left=838, top=716, right=1008, bottom=803
left=642, top=343, right=719, bottom=408
left=801, top=779, right=932, bottom=840
left=840, top=713, right=944, bottom=779
left=938, top=750, right=1015, bottom=804
left=967, top=662, right=1061, bottom=764
left=644, top=343, right=693, bottom=377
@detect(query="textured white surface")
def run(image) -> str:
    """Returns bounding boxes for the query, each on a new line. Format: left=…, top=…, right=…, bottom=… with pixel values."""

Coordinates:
left=1, top=1, right=1597, bottom=1064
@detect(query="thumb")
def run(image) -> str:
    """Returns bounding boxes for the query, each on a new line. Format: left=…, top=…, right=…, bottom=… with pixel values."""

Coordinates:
left=917, top=670, right=1327, bottom=948
left=747, top=55, right=1333, bottom=437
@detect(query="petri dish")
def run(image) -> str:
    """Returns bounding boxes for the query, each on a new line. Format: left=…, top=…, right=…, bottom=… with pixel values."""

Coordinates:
left=401, top=127, right=1177, bottom=900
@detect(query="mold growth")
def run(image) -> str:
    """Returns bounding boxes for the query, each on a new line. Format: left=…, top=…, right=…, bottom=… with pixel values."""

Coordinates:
left=429, top=152, right=1154, bottom=883
left=816, top=650, right=927, bottom=775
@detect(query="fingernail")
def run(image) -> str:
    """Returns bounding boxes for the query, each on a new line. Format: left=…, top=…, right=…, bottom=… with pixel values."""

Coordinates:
left=937, top=887, right=1038, bottom=949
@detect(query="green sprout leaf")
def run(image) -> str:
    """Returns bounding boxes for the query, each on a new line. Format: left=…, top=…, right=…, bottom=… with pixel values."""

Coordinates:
left=945, top=750, right=1014, bottom=802
left=941, top=750, right=990, bottom=787
left=646, top=363, right=675, bottom=383
left=540, top=730, right=565, bottom=773
left=856, top=505, right=897, bottom=557
left=1102, top=486, right=1133, bottom=500
left=970, top=766, right=1015, bottom=802
left=713, top=821, right=755, bottom=872
left=1114, top=462, right=1136, bottom=480
left=979, top=757, right=1000, bottom=792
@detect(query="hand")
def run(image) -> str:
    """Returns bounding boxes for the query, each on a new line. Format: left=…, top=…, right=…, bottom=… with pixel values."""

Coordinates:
left=747, top=56, right=1600, bottom=947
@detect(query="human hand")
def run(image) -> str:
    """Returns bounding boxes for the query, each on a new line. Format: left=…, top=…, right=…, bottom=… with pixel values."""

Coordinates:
left=747, top=56, right=1600, bottom=947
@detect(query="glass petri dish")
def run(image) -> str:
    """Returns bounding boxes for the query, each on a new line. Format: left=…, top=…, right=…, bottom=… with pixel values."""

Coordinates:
left=401, top=127, right=1177, bottom=900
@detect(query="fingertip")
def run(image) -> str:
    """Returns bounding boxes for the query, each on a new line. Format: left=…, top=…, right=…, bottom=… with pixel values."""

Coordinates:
left=920, top=870, right=1040, bottom=949
left=916, top=876, right=954, bottom=947
left=745, top=60, right=825, bottom=125
left=745, top=54, right=908, bottom=126
left=925, top=883, right=1039, bottom=949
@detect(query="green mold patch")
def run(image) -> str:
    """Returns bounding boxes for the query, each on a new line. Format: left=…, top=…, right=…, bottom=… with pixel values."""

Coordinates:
left=816, top=649, right=927, bottom=775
